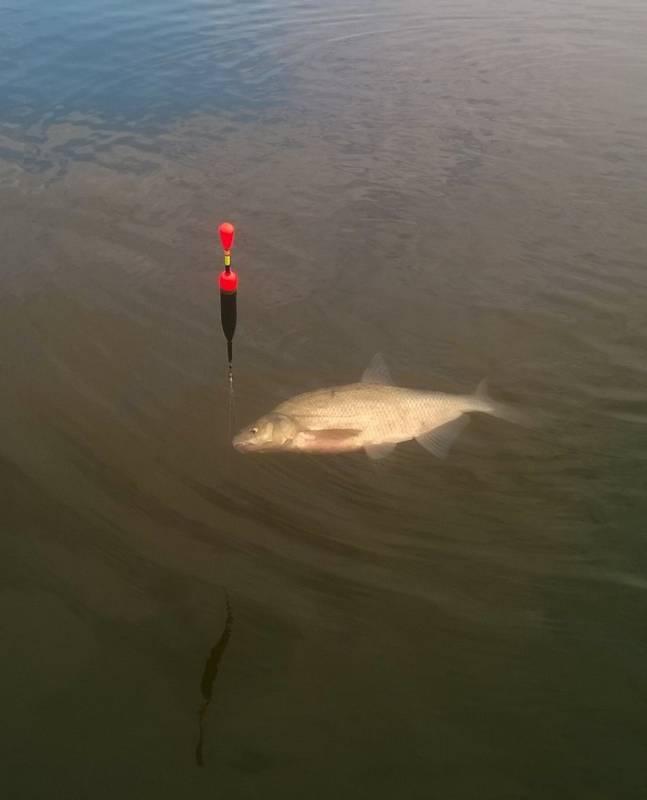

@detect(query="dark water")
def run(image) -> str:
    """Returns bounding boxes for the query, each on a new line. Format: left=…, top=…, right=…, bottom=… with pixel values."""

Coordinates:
left=2, top=0, right=647, bottom=796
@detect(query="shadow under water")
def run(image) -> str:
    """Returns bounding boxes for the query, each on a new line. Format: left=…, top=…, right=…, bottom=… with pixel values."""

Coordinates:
left=195, top=592, right=233, bottom=767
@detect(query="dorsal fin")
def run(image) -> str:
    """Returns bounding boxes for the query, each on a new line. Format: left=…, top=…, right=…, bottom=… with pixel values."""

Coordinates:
left=475, top=378, right=489, bottom=399
left=361, top=353, right=393, bottom=385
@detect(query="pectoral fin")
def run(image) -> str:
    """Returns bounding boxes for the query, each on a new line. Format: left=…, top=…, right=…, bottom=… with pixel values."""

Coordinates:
left=416, top=416, right=469, bottom=459
left=307, top=428, right=362, bottom=442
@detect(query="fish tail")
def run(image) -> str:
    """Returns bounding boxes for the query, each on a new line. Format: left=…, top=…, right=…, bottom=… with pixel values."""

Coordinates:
left=474, top=379, right=533, bottom=427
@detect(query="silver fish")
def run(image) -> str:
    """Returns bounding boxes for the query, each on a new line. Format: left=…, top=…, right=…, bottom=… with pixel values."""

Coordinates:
left=233, top=354, right=528, bottom=459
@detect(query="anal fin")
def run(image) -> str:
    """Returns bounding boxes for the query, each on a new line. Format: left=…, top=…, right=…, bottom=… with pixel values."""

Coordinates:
left=416, top=415, right=469, bottom=459
left=365, top=442, right=397, bottom=460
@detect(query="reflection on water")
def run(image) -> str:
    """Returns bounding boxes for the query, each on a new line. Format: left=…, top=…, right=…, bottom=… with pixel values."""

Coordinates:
left=2, top=0, right=647, bottom=796
left=196, top=591, right=233, bottom=767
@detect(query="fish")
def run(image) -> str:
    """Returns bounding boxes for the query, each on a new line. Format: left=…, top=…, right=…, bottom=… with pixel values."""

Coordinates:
left=232, top=354, right=529, bottom=459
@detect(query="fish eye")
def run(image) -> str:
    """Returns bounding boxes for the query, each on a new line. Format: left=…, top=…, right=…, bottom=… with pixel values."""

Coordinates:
left=251, top=426, right=258, bottom=434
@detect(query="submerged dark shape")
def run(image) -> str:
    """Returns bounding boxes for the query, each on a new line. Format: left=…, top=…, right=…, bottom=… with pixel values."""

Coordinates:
left=195, top=592, right=233, bottom=767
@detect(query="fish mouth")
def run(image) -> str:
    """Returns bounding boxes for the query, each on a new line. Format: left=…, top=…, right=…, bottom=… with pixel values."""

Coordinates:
left=232, top=436, right=254, bottom=452
left=232, top=435, right=272, bottom=453
left=232, top=435, right=291, bottom=453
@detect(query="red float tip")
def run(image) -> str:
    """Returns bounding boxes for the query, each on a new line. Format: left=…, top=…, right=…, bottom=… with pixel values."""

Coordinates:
left=219, top=270, right=238, bottom=293
left=219, top=221, right=235, bottom=252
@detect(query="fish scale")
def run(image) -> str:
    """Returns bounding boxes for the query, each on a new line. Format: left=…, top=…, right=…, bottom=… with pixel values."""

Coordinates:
left=278, top=386, right=475, bottom=443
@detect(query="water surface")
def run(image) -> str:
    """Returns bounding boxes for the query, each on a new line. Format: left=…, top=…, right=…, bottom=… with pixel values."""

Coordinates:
left=2, top=1, right=647, bottom=797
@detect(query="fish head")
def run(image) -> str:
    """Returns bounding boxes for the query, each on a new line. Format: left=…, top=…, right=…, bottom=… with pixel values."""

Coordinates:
left=233, top=413, right=298, bottom=452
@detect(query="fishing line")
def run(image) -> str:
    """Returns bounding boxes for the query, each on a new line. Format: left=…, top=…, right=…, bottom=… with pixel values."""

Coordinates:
left=227, top=365, right=236, bottom=440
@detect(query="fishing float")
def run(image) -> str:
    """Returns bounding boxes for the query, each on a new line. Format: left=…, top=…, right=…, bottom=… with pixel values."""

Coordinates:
left=218, top=221, right=237, bottom=389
